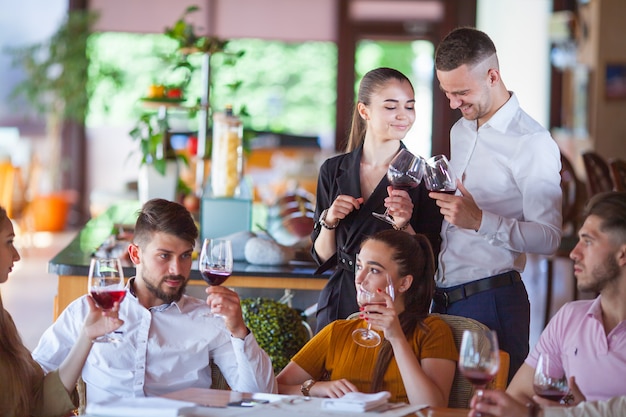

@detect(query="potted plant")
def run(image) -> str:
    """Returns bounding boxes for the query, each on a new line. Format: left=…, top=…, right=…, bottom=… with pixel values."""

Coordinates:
left=129, top=107, right=189, bottom=203
left=130, top=4, right=245, bottom=206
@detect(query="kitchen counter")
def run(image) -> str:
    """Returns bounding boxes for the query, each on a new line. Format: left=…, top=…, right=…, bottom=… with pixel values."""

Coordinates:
left=49, top=200, right=328, bottom=319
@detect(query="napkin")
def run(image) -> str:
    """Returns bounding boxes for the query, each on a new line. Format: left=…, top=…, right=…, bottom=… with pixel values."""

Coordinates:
left=321, top=391, right=391, bottom=412
left=85, top=397, right=197, bottom=417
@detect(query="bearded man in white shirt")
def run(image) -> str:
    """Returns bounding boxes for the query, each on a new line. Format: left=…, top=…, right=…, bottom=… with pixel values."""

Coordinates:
left=430, top=27, right=562, bottom=382
left=33, top=198, right=277, bottom=404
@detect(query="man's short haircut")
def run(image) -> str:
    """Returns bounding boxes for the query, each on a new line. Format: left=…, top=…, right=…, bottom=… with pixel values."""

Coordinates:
left=435, top=26, right=498, bottom=72
left=133, top=198, right=198, bottom=248
left=584, top=191, right=626, bottom=244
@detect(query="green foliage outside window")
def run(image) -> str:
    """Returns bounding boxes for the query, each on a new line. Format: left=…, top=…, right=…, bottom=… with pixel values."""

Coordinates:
left=87, top=33, right=337, bottom=138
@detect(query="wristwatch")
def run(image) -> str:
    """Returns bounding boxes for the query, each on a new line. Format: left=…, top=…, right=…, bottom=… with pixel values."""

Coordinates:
left=319, top=209, right=339, bottom=230
left=301, top=379, right=316, bottom=396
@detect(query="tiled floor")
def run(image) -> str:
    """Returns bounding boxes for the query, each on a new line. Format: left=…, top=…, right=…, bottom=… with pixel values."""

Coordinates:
left=3, top=227, right=585, bottom=353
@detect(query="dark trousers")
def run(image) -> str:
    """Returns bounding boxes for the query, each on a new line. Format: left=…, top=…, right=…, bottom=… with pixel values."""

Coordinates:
left=431, top=279, right=530, bottom=383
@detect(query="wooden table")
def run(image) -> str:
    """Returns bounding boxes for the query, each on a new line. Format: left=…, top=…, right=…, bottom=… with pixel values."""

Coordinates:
left=49, top=201, right=328, bottom=319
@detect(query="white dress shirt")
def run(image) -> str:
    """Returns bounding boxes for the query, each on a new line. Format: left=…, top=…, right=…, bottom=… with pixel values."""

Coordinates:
left=436, top=93, right=562, bottom=287
left=32, top=279, right=277, bottom=404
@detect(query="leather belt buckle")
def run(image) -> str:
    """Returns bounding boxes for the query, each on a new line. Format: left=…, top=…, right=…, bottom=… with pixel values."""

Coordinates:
left=434, top=290, right=451, bottom=307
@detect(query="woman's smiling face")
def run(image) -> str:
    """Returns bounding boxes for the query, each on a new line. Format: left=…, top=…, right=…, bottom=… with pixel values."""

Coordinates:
left=360, top=78, right=416, bottom=141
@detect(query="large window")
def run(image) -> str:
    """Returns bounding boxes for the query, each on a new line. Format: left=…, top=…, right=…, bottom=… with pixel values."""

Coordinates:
left=88, top=33, right=432, bottom=155
left=87, top=33, right=337, bottom=140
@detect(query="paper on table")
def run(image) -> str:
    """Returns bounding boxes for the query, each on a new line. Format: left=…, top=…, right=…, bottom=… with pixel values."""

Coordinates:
left=321, top=391, right=391, bottom=412
left=85, top=397, right=197, bottom=417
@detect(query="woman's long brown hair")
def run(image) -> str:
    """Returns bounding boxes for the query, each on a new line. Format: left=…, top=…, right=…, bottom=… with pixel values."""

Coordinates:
left=0, top=206, right=39, bottom=416
left=361, top=230, right=436, bottom=392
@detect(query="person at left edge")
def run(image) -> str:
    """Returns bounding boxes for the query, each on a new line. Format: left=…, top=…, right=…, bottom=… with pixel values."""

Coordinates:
left=312, top=67, right=443, bottom=333
left=32, top=198, right=276, bottom=404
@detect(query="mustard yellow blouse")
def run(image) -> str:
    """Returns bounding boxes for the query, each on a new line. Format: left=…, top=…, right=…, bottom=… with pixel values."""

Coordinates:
left=292, top=315, right=458, bottom=403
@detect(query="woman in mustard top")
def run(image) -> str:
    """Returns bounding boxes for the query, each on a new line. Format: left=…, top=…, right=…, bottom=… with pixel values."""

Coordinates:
left=277, top=230, right=457, bottom=406
left=0, top=206, right=123, bottom=417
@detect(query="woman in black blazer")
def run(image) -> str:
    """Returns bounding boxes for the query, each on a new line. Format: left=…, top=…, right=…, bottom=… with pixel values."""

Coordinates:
left=312, top=67, right=443, bottom=332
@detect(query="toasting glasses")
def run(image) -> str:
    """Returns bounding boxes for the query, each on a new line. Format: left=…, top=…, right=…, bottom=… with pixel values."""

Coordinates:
left=372, top=149, right=424, bottom=226
left=423, top=154, right=457, bottom=194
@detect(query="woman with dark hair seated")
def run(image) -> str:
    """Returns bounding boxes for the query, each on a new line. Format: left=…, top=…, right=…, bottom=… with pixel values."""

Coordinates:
left=277, top=230, right=457, bottom=406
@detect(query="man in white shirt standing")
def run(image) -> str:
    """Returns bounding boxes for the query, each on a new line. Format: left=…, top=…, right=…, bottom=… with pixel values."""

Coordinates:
left=33, top=198, right=276, bottom=404
left=430, top=27, right=562, bottom=381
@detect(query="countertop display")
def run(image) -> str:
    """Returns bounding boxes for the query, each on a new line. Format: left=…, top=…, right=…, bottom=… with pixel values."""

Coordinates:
left=49, top=200, right=328, bottom=319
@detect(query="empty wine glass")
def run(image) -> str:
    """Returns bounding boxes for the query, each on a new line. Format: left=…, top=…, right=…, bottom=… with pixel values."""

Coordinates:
left=533, top=353, right=569, bottom=403
left=458, top=329, right=500, bottom=416
left=88, top=257, right=126, bottom=343
left=372, top=149, right=424, bottom=226
left=352, top=275, right=395, bottom=348
left=423, top=154, right=457, bottom=194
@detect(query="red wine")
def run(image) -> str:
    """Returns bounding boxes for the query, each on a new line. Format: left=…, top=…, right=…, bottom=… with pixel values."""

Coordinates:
left=201, top=270, right=231, bottom=286
left=91, top=290, right=126, bottom=310
left=534, top=385, right=567, bottom=402
left=460, top=369, right=494, bottom=387
left=362, top=301, right=387, bottom=308
left=391, top=177, right=419, bottom=191
left=430, top=188, right=456, bottom=195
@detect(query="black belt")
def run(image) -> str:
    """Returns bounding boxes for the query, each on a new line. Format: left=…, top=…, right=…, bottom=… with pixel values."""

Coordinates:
left=434, top=271, right=521, bottom=307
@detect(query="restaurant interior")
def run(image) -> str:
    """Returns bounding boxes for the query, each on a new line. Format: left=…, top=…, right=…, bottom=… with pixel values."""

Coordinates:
left=1, top=0, right=626, bottom=414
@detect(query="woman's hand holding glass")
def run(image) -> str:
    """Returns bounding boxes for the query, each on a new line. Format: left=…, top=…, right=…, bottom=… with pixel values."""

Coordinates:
left=352, top=274, right=396, bottom=348
left=372, top=149, right=423, bottom=227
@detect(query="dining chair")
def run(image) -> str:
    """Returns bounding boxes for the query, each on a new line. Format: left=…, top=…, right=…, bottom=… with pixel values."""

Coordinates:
left=544, top=153, right=585, bottom=326
left=430, top=313, right=509, bottom=409
left=609, top=158, right=626, bottom=192
left=581, top=151, right=613, bottom=197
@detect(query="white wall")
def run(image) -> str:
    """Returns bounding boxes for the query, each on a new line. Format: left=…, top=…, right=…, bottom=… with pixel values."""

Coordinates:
left=477, top=0, right=553, bottom=127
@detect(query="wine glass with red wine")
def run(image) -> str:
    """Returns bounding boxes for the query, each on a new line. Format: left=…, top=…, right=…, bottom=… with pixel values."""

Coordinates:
left=533, top=353, right=569, bottom=403
left=199, top=239, right=233, bottom=287
left=88, top=257, right=126, bottom=343
left=458, top=329, right=500, bottom=416
left=372, top=149, right=424, bottom=226
left=352, top=274, right=395, bottom=348
left=423, top=154, right=457, bottom=194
